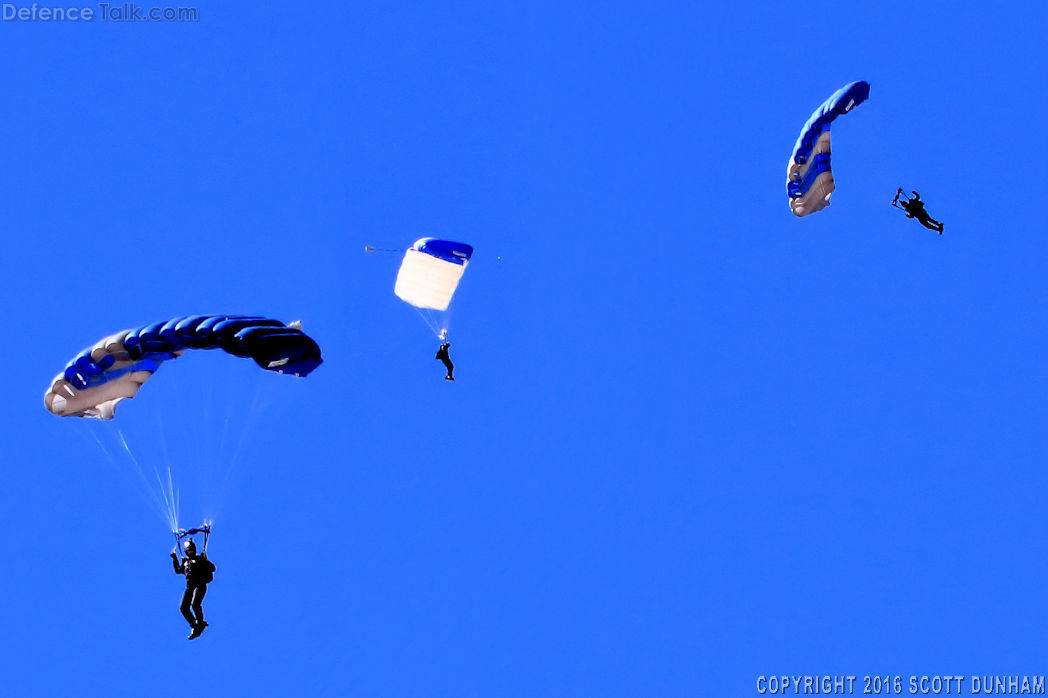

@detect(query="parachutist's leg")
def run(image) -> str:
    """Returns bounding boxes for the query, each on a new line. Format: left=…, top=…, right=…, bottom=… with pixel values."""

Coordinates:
left=918, top=215, right=940, bottom=231
left=180, top=588, right=196, bottom=627
left=191, top=584, right=207, bottom=624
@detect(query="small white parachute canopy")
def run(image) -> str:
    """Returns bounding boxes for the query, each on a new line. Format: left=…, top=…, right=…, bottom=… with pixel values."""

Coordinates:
left=393, top=238, right=474, bottom=312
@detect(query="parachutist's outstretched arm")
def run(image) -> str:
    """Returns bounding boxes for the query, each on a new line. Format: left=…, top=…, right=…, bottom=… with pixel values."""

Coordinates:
left=911, top=191, right=920, bottom=201
left=172, top=553, right=182, bottom=574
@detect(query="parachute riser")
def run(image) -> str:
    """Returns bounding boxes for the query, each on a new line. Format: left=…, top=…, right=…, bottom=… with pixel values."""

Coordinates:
left=174, top=523, right=211, bottom=560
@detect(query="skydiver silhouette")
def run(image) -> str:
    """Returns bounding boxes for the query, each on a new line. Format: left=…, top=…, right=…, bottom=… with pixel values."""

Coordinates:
left=894, top=189, right=944, bottom=234
left=435, top=342, right=454, bottom=381
left=171, top=539, right=216, bottom=639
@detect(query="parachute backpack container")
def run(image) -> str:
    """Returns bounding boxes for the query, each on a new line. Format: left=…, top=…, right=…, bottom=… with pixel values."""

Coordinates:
left=394, top=238, right=473, bottom=337
left=787, top=80, right=870, bottom=217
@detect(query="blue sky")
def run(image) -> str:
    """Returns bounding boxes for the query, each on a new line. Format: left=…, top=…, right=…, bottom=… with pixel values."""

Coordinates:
left=2, top=3, right=1046, bottom=696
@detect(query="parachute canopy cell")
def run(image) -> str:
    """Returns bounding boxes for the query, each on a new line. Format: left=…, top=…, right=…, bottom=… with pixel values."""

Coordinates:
left=787, top=80, right=870, bottom=217
left=393, top=238, right=474, bottom=311
left=44, top=315, right=323, bottom=419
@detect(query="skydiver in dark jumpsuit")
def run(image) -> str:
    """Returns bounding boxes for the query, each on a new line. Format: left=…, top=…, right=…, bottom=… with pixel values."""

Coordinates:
left=435, top=342, right=454, bottom=380
left=170, top=539, right=216, bottom=639
left=895, top=189, right=944, bottom=233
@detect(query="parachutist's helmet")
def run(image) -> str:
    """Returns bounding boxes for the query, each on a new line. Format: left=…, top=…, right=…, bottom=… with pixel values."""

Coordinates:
left=183, top=539, right=197, bottom=555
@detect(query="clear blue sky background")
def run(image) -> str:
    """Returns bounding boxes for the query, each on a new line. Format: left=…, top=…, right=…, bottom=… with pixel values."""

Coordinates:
left=2, top=3, right=1046, bottom=696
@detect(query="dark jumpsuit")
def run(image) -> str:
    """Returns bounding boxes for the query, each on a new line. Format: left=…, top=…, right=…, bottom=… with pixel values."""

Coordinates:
left=173, top=553, right=215, bottom=627
left=436, top=343, right=454, bottom=380
left=900, top=194, right=943, bottom=232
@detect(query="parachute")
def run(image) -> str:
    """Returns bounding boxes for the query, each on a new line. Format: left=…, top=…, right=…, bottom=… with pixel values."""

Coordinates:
left=45, top=315, right=323, bottom=420
left=393, top=238, right=473, bottom=339
left=787, top=80, right=870, bottom=217
left=394, top=238, right=473, bottom=311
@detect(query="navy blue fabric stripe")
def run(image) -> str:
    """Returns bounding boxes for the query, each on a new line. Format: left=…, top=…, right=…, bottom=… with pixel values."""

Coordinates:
left=791, top=81, right=870, bottom=165
left=417, top=239, right=474, bottom=265
left=788, top=153, right=832, bottom=199
left=61, top=315, right=323, bottom=389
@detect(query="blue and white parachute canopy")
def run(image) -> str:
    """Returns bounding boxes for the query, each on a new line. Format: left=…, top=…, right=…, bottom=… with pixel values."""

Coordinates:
left=44, top=315, right=323, bottom=419
left=393, top=238, right=474, bottom=312
left=787, top=80, right=870, bottom=217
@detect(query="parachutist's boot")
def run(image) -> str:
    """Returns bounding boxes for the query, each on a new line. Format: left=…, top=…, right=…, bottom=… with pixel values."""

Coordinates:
left=188, top=625, right=200, bottom=639
left=445, top=375, right=454, bottom=381
left=196, top=621, right=208, bottom=637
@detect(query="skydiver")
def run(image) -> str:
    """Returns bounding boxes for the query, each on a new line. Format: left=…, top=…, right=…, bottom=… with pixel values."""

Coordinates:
left=170, top=539, right=216, bottom=639
left=895, top=189, right=944, bottom=234
left=435, top=342, right=454, bottom=381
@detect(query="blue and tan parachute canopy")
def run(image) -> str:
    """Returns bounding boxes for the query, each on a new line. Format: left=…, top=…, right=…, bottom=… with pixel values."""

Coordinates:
left=787, top=80, right=870, bottom=217
left=394, top=238, right=474, bottom=312
left=44, top=315, right=323, bottom=419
